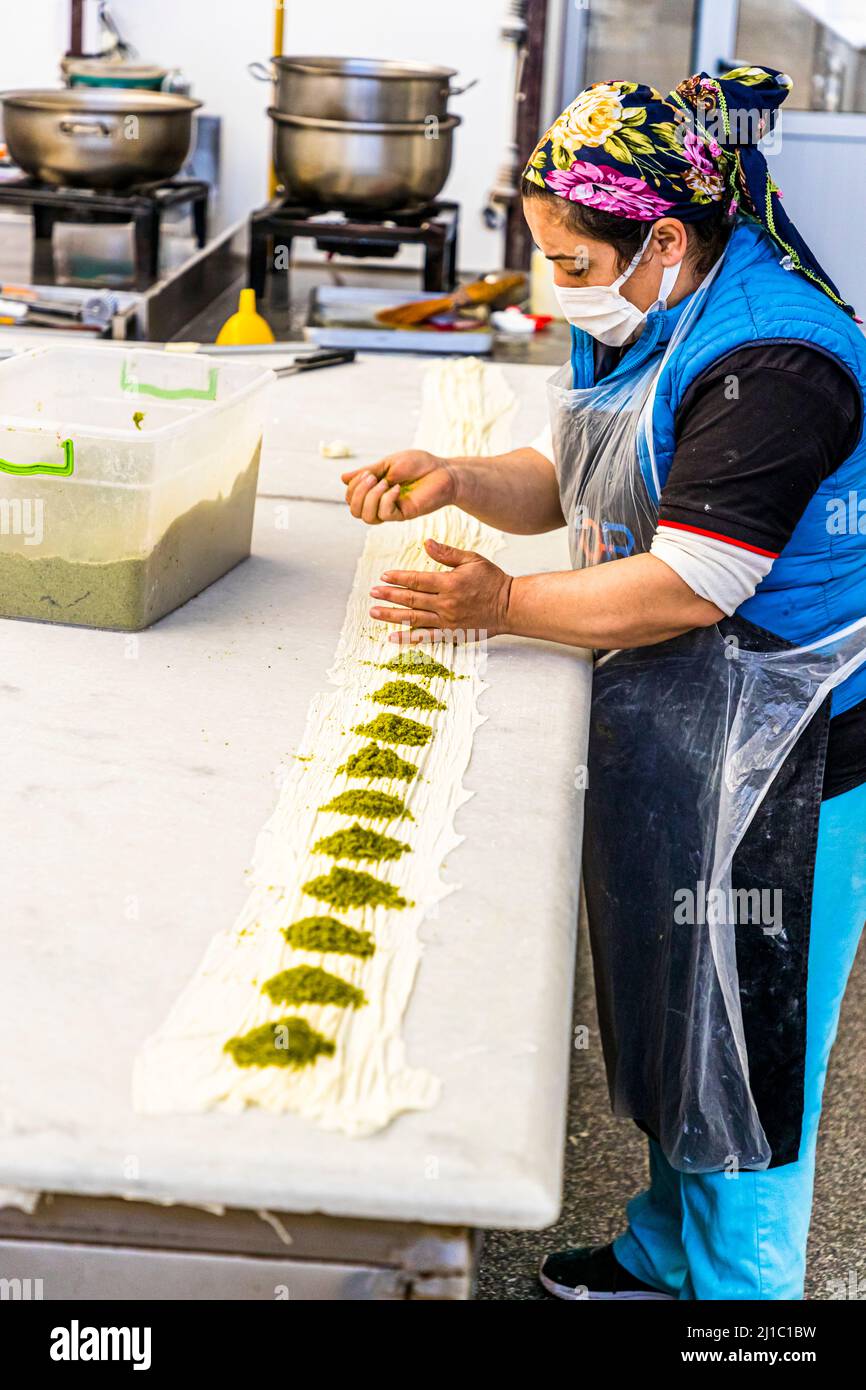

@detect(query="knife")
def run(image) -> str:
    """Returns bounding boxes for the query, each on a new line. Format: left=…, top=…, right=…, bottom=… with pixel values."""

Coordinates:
left=273, top=349, right=356, bottom=377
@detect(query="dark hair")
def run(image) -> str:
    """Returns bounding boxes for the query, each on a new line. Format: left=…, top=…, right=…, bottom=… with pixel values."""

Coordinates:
left=522, top=179, right=735, bottom=277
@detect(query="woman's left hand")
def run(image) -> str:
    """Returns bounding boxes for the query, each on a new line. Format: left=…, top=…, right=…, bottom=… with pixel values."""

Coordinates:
left=369, top=539, right=513, bottom=643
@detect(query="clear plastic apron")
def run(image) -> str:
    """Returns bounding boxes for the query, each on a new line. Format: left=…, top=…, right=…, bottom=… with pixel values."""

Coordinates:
left=549, top=265, right=866, bottom=1171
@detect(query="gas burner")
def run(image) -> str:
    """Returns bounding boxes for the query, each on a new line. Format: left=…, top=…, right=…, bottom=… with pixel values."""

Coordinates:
left=0, top=178, right=209, bottom=290
left=247, top=199, right=459, bottom=298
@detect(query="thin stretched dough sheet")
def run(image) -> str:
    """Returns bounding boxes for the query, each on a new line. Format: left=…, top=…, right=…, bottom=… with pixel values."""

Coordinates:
left=133, top=358, right=515, bottom=1136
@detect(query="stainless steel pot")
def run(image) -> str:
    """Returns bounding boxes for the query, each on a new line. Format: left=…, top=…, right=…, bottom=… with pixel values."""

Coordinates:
left=269, top=109, right=460, bottom=211
left=2, top=89, right=201, bottom=189
left=251, top=55, right=476, bottom=123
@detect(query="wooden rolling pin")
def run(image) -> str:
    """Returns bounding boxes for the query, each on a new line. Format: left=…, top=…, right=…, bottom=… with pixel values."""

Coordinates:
left=375, top=272, right=526, bottom=328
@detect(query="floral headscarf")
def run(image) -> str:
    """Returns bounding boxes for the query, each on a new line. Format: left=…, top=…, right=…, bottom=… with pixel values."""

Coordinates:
left=525, top=65, right=854, bottom=318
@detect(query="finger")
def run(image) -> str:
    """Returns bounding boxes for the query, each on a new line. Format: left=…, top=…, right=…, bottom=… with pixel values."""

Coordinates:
left=369, top=585, right=428, bottom=610
left=345, top=465, right=385, bottom=501
left=388, top=627, right=444, bottom=646
left=424, top=538, right=478, bottom=568
left=360, top=477, right=391, bottom=525
left=375, top=570, right=441, bottom=595
left=342, top=460, right=388, bottom=486
left=347, top=472, right=379, bottom=517
left=370, top=603, right=441, bottom=627
left=377, top=483, right=403, bottom=522
left=344, top=475, right=364, bottom=509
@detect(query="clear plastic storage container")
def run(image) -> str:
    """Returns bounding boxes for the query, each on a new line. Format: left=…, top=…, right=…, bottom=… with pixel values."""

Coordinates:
left=0, top=346, right=273, bottom=630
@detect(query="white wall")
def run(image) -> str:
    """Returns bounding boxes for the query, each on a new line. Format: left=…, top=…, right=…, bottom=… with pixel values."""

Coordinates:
left=0, top=0, right=68, bottom=88
left=3, top=0, right=518, bottom=271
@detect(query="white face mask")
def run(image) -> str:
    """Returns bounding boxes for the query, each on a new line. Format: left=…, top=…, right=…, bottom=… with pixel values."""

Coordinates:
left=554, top=229, right=683, bottom=346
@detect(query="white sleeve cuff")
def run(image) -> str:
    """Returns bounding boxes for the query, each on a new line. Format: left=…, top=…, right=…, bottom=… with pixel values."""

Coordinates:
left=650, top=524, right=776, bottom=615
left=530, top=424, right=553, bottom=461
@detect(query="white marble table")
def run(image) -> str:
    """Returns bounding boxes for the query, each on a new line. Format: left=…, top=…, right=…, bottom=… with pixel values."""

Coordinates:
left=258, top=351, right=554, bottom=501
left=0, top=353, right=591, bottom=1230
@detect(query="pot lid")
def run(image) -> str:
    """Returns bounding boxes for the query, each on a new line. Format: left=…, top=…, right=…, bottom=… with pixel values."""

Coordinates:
left=3, top=88, right=200, bottom=113
left=272, top=55, right=458, bottom=81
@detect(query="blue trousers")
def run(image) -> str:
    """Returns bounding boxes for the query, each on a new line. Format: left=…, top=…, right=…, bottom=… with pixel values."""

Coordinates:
left=613, top=779, right=866, bottom=1300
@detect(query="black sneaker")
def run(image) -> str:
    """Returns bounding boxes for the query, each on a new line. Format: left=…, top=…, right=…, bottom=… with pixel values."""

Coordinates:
left=539, top=1242, right=674, bottom=1301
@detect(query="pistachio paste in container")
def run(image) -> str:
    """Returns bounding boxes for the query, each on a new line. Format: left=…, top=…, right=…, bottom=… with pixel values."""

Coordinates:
left=0, top=346, right=273, bottom=630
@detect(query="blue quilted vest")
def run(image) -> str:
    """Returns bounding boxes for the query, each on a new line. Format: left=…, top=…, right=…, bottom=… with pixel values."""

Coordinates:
left=569, top=218, right=866, bottom=715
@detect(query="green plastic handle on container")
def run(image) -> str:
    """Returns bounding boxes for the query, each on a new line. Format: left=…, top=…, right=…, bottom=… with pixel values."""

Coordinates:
left=0, top=438, right=74, bottom=477
left=120, top=360, right=218, bottom=401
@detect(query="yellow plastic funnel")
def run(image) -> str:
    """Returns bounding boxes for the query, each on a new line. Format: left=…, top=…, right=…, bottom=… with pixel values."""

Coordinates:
left=216, top=289, right=275, bottom=346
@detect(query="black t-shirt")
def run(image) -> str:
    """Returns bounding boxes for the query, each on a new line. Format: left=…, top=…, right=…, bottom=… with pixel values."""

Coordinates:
left=663, top=343, right=862, bottom=556
left=595, top=338, right=865, bottom=800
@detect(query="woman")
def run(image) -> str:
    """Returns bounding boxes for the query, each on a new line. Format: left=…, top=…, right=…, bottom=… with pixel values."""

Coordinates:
left=343, top=66, right=866, bottom=1301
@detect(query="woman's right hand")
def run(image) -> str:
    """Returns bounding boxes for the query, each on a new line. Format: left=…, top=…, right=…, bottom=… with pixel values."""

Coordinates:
left=342, top=450, right=457, bottom=525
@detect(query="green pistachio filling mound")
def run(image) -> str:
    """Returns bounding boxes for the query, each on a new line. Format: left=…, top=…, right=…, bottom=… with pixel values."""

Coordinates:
left=352, top=712, right=432, bottom=747
left=313, top=821, right=411, bottom=862
left=224, top=1016, right=334, bottom=1070
left=336, top=742, right=418, bottom=781
left=380, top=651, right=455, bottom=681
left=262, top=964, right=366, bottom=1009
left=369, top=679, right=446, bottom=712
left=284, top=915, right=375, bottom=957
left=303, top=866, right=411, bottom=911
left=319, top=789, right=413, bottom=821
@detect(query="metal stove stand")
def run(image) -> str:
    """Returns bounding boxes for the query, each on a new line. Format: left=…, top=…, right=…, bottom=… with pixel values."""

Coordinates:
left=0, top=178, right=210, bottom=290
left=248, top=199, right=460, bottom=300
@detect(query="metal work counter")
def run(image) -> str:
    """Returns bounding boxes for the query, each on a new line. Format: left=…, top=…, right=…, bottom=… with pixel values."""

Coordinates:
left=0, top=353, right=591, bottom=1297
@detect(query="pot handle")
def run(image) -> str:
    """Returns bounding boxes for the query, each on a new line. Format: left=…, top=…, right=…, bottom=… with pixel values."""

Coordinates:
left=59, top=118, right=112, bottom=138
left=160, top=67, right=185, bottom=93
left=248, top=60, right=275, bottom=83
left=448, top=77, right=479, bottom=97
